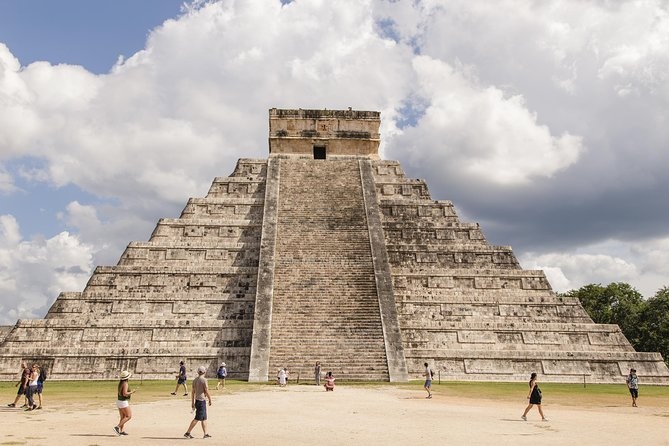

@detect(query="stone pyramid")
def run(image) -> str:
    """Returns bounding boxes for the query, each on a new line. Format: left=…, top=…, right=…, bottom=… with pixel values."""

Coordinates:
left=1, top=108, right=667, bottom=383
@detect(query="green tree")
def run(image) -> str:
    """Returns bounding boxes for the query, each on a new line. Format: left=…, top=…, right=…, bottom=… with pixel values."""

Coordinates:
left=561, top=282, right=645, bottom=349
left=637, top=287, right=669, bottom=364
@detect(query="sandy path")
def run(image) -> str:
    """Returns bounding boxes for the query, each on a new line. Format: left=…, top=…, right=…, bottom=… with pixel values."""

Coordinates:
left=2, top=385, right=668, bottom=445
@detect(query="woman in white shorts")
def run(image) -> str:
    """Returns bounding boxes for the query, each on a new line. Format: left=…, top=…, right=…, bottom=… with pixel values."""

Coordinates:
left=114, top=371, right=135, bottom=436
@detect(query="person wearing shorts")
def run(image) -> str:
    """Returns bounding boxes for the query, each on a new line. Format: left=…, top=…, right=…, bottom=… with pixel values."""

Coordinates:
left=24, top=364, right=39, bottom=411
left=172, top=361, right=188, bottom=396
left=184, top=366, right=212, bottom=439
left=7, top=362, right=29, bottom=408
left=423, top=362, right=433, bottom=399
left=114, top=370, right=136, bottom=436
left=216, top=362, right=227, bottom=390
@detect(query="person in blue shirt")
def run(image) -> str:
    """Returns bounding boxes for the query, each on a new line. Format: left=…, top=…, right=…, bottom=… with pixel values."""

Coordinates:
left=216, top=362, right=227, bottom=390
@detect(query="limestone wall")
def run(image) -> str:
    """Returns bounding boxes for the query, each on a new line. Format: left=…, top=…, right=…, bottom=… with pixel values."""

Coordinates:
left=370, top=159, right=669, bottom=383
left=1, top=146, right=667, bottom=384
left=268, top=108, right=380, bottom=157
left=0, top=159, right=268, bottom=380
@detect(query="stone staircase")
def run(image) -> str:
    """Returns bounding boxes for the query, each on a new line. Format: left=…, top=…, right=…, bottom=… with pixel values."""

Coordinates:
left=267, top=158, right=389, bottom=380
left=1, top=110, right=667, bottom=384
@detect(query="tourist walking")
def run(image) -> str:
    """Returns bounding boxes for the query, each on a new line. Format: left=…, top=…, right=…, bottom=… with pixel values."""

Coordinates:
left=314, top=362, right=322, bottom=386
left=7, top=361, right=29, bottom=408
left=35, top=364, right=47, bottom=409
left=114, top=370, right=136, bottom=436
left=24, top=364, right=39, bottom=411
left=216, top=362, right=227, bottom=390
left=521, top=372, right=548, bottom=421
left=184, top=366, right=212, bottom=439
left=626, top=368, right=639, bottom=407
left=324, top=371, right=335, bottom=391
left=172, top=361, right=188, bottom=396
left=424, top=362, right=433, bottom=399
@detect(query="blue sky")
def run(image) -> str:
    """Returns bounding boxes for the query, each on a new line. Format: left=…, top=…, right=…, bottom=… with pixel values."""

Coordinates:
left=1, top=0, right=669, bottom=324
left=0, top=0, right=185, bottom=238
left=1, top=0, right=185, bottom=73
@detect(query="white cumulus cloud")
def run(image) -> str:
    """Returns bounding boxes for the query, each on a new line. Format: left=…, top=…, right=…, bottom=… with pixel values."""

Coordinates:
left=521, top=249, right=641, bottom=295
left=1, top=0, right=669, bottom=323
left=0, top=214, right=94, bottom=324
left=391, top=55, right=583, bottom=185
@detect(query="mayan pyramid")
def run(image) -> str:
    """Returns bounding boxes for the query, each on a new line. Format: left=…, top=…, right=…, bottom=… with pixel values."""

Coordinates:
left=1, top=108, right=667, bottom=383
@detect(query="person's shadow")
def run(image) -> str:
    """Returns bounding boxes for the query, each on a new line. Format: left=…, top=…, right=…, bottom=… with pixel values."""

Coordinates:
left=72, top=433, right=184, bottom=440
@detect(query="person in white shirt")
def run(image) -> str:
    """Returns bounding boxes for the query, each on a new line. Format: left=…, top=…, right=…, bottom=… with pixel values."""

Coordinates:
left=424, top=362, right=433, bottom=399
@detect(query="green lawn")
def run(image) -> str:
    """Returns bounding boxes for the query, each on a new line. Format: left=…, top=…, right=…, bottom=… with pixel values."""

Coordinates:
left=2, top=379, right=668, bottom=409
left=1, top=379, right=260, bottom=408
left=422, top=380, right=669, bottom=407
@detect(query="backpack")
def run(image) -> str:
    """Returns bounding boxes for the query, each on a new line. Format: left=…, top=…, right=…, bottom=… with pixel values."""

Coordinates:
left=39, top=368, right=47, bottom=382
left=217, top=367, right=227, bottom=378
left=430, top=369, right=434, bottom=378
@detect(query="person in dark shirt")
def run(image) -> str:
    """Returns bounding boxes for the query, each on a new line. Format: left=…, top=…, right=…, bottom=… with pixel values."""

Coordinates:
left=172, top=361, right=188, bottom=396
left=626, top=368, right=639, bottom=407
left=7, top=362, right=29, bottom=408
left=521, top=372, right=548, bottom=421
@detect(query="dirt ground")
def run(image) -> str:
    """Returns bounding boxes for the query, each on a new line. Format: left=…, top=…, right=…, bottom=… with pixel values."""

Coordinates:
left=2, top=384, right=668, bottom=445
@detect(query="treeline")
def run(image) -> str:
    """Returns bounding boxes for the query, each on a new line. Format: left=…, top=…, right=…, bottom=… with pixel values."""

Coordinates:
left=560, top=283, right=669, bottom=365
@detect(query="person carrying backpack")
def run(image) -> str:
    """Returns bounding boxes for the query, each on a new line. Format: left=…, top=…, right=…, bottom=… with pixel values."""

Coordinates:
left=216, top=362, right=227, bottom=390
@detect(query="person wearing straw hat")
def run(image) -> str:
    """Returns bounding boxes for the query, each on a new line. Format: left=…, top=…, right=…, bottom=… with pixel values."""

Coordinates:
left=216, top=362, right=227, bottom=390
left=114, top=370, right=136, bottom=436
left=184, top=366, right=212, bottom=439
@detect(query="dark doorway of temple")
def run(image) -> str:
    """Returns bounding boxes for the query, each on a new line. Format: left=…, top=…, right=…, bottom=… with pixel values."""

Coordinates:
left=313, top=146, right=326, bottom=159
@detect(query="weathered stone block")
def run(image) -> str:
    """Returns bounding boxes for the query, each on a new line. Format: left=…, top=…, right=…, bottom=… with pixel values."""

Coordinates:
left=474, top=277, right=501, bottom=289
left=465, top=359, right=542, bottom=375
left=521, top=277, right=551, bottom=290
left=457, top=331, right=496, bottom=343
left=416, top=252, right=438, bottom=263
left=427, top=276, right=454, bottom=289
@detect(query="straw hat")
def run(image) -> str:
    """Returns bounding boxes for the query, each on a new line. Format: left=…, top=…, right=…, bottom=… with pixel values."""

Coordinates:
left=119, top=370, right=132, bottom=380
left=220, top=362, right=226, bottom=367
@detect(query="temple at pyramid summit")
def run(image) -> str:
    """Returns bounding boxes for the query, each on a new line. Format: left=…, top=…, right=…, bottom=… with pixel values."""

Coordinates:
left=1, top=108, right=668, bottom=383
